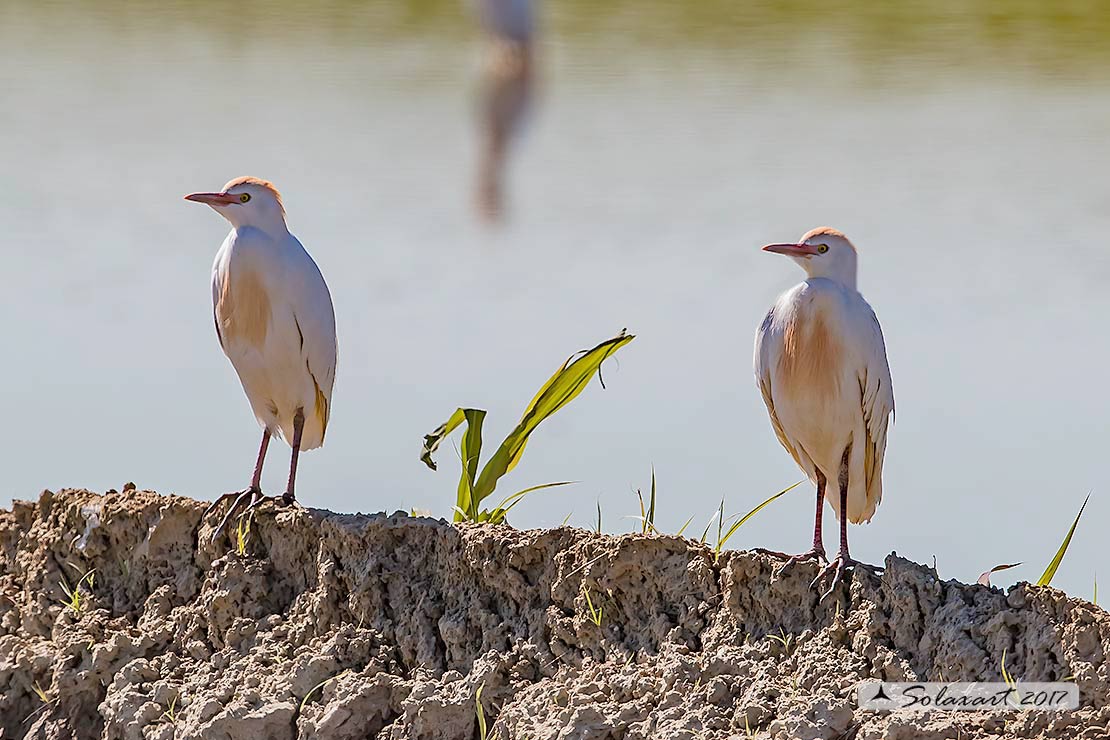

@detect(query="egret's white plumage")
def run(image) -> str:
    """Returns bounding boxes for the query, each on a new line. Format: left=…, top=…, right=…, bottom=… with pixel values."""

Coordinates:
left=187, top=177, right=336, bottom=522
left=754, top=227, right=893, bottom=592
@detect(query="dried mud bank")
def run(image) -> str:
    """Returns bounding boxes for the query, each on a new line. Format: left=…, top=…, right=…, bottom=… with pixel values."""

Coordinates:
left=0, top=489, right=1108, bottom=740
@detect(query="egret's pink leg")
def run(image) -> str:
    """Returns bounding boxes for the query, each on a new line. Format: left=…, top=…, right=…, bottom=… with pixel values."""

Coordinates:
left=811, top=449, right=882, bottom=599
left=773, top=470, right=829, bottom=570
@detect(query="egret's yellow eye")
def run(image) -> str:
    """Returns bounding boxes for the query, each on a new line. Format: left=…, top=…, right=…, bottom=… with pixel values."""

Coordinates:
left=239, top=193, right=251, bottom=203
left=816, top=244, right=829, bottom=254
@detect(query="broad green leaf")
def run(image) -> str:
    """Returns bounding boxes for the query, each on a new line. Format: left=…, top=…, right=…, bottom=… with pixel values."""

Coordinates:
left=455, top=409, right=486, bottom=522
left=420, top=408, right=467, bottom=471
left=1037, top=493, right=1090, bottom=587
left=472, top=331, right=634, bottom=503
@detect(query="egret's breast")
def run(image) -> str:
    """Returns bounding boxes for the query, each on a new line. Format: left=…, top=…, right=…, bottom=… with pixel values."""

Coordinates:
left=776, top=304, right=843, bottom=401
left=217, top=264, right=271, bottom=348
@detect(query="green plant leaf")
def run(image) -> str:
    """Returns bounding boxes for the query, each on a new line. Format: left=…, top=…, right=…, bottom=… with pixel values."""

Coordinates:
left=421, top=331, right=633, bottom=525
left=420, top=408, right=467, bottom=471
left=456, top=409, right=487, bottom=522
left=471, top=331, right=634, bottom=504
left=648, top=466, right=657, bottom=533
left=1037, top=493, right=1090, bottom=587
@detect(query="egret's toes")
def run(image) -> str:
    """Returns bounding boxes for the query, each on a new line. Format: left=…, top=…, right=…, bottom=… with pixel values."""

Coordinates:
left=778, top=547, right=828, bottom=575
left=208, top=487, right=259, bottom=542
left=810, top=555, right=883, bottom=600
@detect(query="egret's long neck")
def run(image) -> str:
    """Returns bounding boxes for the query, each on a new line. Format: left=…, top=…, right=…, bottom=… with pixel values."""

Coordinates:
left=803, top=255, right=857, bottom=291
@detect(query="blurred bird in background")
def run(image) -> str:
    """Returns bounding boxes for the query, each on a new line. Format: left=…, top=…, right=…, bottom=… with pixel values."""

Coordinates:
left=754, top=227, right=894, bottom=599
left=472, top=0, right=536, bottom=221
left=185, top=177, right=337, bottom=538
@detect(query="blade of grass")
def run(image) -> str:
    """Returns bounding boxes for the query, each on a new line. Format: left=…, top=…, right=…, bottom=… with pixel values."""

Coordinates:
left=719, top=482, right=803, bottom=550
left=596, top=501, right=602, bottom=534
left=485, top=481, right=576, bottom=524
left=977, top=562, right=1022, bottom=587
left=475, top=684, right=488, bottom=740
left=676, top=514, right=695, bottom=538
left=1037, top=493, right=1090, bottom=587
left=647, top=466, right=657, bottom=532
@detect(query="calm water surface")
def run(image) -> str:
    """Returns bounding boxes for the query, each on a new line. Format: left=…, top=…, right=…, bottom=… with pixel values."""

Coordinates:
left=2, top=2, right=1109, bottom=598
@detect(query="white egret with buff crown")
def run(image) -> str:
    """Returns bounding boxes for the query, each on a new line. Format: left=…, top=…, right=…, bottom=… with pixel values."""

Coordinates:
left=185, top=177, right=337, bottom=537
left=754, top=227, right=893, bottom=598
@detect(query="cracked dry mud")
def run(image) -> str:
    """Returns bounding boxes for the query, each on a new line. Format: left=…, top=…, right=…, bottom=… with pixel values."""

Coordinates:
left=1, top=489, right=1108, bottom=739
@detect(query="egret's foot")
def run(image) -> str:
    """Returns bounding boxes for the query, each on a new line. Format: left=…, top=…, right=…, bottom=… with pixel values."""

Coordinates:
left=241, top=492, right=288, bottom=518
left=281, top=491, right=305, bottom=508
left=752, top=547, right=794, bottom=559
left=776, top=547, right=829, bottom=575
left=206, top=487, right=261, bottom=542
left=810, top=553, right=883, bottom=601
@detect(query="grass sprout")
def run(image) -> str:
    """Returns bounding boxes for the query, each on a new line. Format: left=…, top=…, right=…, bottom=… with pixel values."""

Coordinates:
left=476, top=684, right=489, bottom=740
left=298, top=669, right=352, bottom=714
left=631, top=467, right=659, bottom=535
left=1037, top=493, right=1090, bottom=587
left=420, top=331, right=633, bottom=524
left=596, top=501, right=602, bottom=534
left=766, top=628, right=794, bottom=654
left=31, top=682, right=49, bottom=704
left=235, top=513, right=253, bottom=556
left=58, top=568, right=96, bottom=613
left=582, top=586, right=604, bottom=627
left=711, top=482, right=803, bottom=562
left=160, top=695, right=178, bottom=724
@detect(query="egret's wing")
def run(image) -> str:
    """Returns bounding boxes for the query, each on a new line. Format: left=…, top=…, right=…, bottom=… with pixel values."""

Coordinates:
left=857, top=303, right=894, bottom=512
left=755, top=308, right=803, bottom=468
left=211, top=253, right=227, bottom=350
left=288, top=250, right=338, bottom=439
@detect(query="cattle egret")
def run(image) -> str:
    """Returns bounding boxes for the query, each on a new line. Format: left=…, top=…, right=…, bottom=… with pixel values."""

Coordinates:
left=185, top=177, right=337, bottom=537
left=754, top=227, right=894, bottom=598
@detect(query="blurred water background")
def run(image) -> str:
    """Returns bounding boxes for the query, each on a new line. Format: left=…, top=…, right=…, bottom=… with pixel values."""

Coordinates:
left=2, top=1, right=1109, bottom=597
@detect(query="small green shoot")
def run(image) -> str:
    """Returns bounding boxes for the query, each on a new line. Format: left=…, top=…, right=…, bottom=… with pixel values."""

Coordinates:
left=583, top=586, right=604, bottom=627
left=235, top=513, right=253, bottom=556
left=476, top=684, right=489, bottom=740
left=31, top=681, right=49, bottom=704
left=596, top=501, right=602, bottom=534
left=160, top=695, right=178, bottom=724
left=712, top=482, right=803, bottom=562
left=421, top=331, right=634, bottom=524
left=630, top=467, right=660, bottom=534
left=561, top=511, right=572, bottom=527
left=1037, top=493, right=1090, bottom=587
left=298, top=669, right=352, bottom=714
left=675, top=514, right=695, bottom=538
left=59, top=568, right=96, bottom=613
left=766, top=628, right=794, bottom=655
left=699, top=504, right=721, bottom=545
left=1094, top=575, right=1098, bottom=606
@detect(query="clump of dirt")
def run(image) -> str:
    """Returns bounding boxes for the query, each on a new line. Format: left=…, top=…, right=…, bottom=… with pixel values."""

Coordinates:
left=0, top=488, right=1107, bottom=739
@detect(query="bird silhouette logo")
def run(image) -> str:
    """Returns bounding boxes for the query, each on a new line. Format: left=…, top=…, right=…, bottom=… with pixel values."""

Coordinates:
left=869, top=684, right=893, bottom=703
